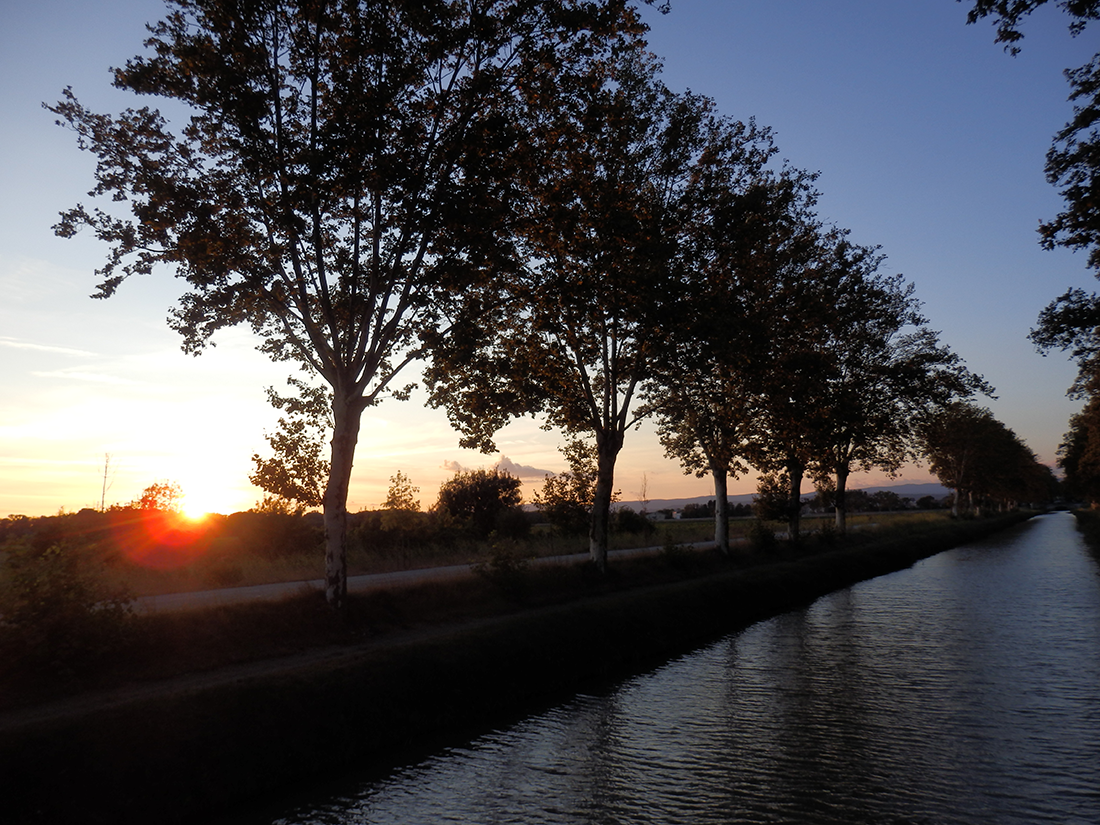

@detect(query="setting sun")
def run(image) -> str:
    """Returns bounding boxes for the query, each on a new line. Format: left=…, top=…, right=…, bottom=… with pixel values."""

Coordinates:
left=180, top=501, right=211, bottom=522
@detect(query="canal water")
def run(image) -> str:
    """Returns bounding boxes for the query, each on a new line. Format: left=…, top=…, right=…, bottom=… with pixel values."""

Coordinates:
left=247, top=512, right=1100, bottom=824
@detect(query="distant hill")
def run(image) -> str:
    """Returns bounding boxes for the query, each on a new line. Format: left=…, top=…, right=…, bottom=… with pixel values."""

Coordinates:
left=616, top=482, right=950, bottom=513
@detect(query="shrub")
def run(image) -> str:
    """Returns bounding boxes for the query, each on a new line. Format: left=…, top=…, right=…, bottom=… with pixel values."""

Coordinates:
left=434, top=469, right=523, bottom=539
left=472, top=540, right=532, bottom=601
left=0, top=541, right=134, bottom=678
left=748, top=520, right=778, bottom=553
left=613, top=506, right=652, bottom=535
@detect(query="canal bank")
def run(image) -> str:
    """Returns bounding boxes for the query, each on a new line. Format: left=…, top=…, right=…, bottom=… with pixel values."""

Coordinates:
left=0, top=513, right=1033, bottom=825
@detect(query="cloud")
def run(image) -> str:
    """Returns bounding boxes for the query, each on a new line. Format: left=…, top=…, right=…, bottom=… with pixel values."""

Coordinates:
left=30, top=369, right=137, bottom=385
left=440, top=456, right=554, bottom=480
left=1, top=337, right=94, bottom=357
left=495, top=455, right=554, bottom=480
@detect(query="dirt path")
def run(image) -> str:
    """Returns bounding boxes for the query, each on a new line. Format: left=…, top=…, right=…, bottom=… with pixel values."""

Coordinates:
left=133, top=541, right=719, bottom=614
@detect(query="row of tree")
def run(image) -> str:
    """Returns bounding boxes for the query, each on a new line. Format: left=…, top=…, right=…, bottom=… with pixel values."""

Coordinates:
left=52, top=0, right=1051, bottom=609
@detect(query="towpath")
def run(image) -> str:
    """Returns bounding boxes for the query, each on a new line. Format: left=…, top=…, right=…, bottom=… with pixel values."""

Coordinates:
left=133, top=539, right=724, bottom=614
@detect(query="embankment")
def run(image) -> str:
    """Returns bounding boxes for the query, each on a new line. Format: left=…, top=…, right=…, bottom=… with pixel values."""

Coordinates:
left=0, top=513, right=1032, bottom=825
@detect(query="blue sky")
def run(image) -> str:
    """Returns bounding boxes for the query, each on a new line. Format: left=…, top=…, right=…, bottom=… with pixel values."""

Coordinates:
left=1, top=0, right=1095, bottom=515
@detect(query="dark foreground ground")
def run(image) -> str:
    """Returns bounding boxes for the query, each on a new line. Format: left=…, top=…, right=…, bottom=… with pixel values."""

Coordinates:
left=0, top=513, right=1035, bottom=825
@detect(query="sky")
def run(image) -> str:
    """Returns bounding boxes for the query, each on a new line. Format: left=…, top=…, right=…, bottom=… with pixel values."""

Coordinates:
left=1, top=0, right=1097, bottom=517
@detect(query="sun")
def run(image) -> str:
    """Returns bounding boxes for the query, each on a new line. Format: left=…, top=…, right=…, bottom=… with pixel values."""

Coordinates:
left=179, top=485, right=230, bottom=520
left=180, top=498, right=212, bottom=522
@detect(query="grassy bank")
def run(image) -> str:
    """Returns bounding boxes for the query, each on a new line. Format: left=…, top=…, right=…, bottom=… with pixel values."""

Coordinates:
left=0, top=511, right=1032, bottom=825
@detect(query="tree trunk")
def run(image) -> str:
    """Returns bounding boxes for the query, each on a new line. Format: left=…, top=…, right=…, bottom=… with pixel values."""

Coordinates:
left=323, top=394, right=363, bottom=611
left=834, top=464, right=849, bottom=536
left=712, top=467, right=730, bottom=554
left=786, top=459, right=804, bottom=544
left=589, top=431, right=622, bottom=572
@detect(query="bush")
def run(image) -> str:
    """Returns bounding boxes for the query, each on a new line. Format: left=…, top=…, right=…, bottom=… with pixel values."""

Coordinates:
left=434, top=469, right=523, bottom=539
left=0, top=541, right=134, bottom=678
left=472, top=540, right=532, bottom=601
left=613, top=506, right=652, bottom=535
left=748, top=520, right=778, bottom=553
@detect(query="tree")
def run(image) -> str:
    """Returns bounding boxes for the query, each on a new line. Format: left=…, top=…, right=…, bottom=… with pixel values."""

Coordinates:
left=532, top=439, right=603, bottom=535
left=962, top=1, right=1100, bottom=267
left=48, top=0, right=647, bottom=609
left=752, top=472, right=791, bottom=523
left=433, top=469, right=523, bottom=539
left=920, top=402, right=1050, bottom=514
left=137, top=480, right=183, bottom=512
left=1031, top=286, right=1100, bottom=394
left=429, top=48, right=779, bottom=569
left=249, top=378, right=329, bottom=513
left=646, top=170, right=820, bottom=552
left=737, top=230, right=875, bottom=543
left=809, top=264, right=993, bottom=535
left=382, top=471, right=420, bottom=512
left=1058, top=396, right=1100, bottom=501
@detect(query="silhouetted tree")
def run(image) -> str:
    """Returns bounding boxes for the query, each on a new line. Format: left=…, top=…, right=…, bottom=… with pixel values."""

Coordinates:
left=137, top=481, right=183, bottom=512
left=250, top=378, right=329, bottom=512
left=533, top=440, right=602, bottom=535
left=48, top=0, right=649, bottom=608
left=382, top=471, right=420, bottom=512
left=646, top=169, right=820, bottom=552
left=963, top=1, right=1100, bottom=268
left=809, top=259, right=992, bottom=534
left=1058, top=396, right=1100, bottom=502
left=433, top=469, right=524, bottom=539
left=921, top=402, right=1049, bottom=514
left=428, top=47, right=777, bottom=569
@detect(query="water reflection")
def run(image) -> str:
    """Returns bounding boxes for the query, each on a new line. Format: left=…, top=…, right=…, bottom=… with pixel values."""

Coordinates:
left=256, top=513, right=1100, bottom=825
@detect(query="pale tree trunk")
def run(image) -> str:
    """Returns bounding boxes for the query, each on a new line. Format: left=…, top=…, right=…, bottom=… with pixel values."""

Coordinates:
left=712, top=467, right=730, bottom=554
left=786, top=459, right=804, bottom=544
left=834, top=464, right=849, bottom=535
left=589, top=431, right=622, bottom=572
left=323, top=394, right=363, bottom=610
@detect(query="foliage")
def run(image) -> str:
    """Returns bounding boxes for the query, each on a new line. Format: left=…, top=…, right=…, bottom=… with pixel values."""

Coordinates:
left=753, top=472, right=792, bottom=522
left=533, top=440, right=602, bottom=534
left=644, top=166, right=819, bottom=552
left=614, top=506, right=653, bottom=535
left=382, top=471, right=420, bottom=512
left=252, top=494, right=300, bottom=515
left=434, top=469, right=525, bottom=539
left=920, top=402, right=1053, bottom=514
left=429, top=45, right=781, bottom=569
left=0, top=541, right=134, bottom=678
left=471, top=540, right=533, bottom=602
left=250, top=378, right=330, bottom=511
left=747, top=519, right=778, bottom=552
left=48, top=0, right=647, bottom=609
left=1058, top=395, right=1100, bottom=502
left=137, top=480, right=184, bottom=512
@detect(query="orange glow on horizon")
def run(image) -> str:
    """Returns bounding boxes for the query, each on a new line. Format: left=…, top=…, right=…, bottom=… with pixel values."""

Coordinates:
left=113, top=509, right=209, bottom=570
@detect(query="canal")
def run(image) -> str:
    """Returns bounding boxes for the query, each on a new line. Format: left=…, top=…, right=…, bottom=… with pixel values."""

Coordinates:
left=239, top=512, right=1100, bottom=824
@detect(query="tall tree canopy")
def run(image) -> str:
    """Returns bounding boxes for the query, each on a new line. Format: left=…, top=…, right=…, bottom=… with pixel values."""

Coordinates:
left=427, top=47, right=778, bottom=569
left=48, top=0, right=648, bottom=608
left=921, top=402, right=1050, bottom=514
left=645, top=168, right=821, bottom=551
left=808, top=261, right=993, bottom=534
